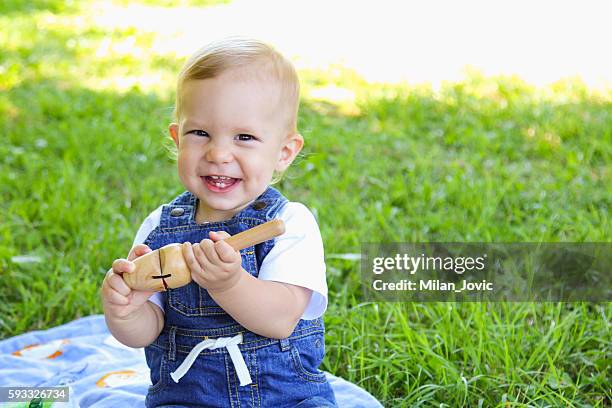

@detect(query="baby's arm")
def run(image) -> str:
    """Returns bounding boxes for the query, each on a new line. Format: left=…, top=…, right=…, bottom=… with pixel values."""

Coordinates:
left=210, top=274, right=311, bottom=339
left=102, top=244, right=165, bottom=348
left=182, top=232, right=312, bottom=339
left=104, top=299, right=164, bottom=348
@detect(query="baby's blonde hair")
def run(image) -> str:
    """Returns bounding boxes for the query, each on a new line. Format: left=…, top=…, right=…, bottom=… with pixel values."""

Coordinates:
left=173, top=37, right=300, bottom=134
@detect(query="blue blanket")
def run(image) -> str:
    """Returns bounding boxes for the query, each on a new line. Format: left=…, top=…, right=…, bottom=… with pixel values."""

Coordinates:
left=0, top=315, right=382, bottom=407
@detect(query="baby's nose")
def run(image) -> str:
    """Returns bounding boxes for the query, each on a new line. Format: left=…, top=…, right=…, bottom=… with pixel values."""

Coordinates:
left=205, top=143, right=233, bottom=163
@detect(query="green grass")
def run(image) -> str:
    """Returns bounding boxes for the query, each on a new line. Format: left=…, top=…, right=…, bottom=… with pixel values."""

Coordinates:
left=1, top=1, right=611, bottom=406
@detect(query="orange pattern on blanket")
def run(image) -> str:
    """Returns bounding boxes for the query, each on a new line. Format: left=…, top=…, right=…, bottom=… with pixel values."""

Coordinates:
left=96, top=370, right=149, bottom=388
left=12, top=339, right=69, bottom=359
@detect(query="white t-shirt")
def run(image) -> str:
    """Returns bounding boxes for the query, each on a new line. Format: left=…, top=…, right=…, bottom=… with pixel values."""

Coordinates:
left=131, top=202, right=328, bottom=320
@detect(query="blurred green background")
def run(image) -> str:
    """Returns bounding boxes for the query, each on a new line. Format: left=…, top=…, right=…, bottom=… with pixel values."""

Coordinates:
left=1, top=0, right=610, bottom=406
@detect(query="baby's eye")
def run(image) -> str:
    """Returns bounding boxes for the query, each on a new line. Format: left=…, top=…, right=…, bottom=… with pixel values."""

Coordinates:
left=236, top=134, right=256, bottom=141
left=188, top=129, right=209, bottom=137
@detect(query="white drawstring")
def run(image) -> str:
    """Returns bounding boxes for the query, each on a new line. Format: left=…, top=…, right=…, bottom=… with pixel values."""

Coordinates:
left=170, top=333, right=252, bottom=386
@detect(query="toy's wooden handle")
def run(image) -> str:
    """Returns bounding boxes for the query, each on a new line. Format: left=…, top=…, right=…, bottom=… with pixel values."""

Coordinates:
left=123, top=219, right=285, bottom=292
left=225, top=219, right=285, bottom=251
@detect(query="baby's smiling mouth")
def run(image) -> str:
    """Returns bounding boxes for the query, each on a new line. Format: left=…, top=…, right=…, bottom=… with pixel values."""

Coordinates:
left=202, top=175, right=241, bottom=192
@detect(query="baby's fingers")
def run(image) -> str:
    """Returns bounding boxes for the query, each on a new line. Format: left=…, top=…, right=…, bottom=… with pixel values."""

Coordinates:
left=102, top=276, right=130, bottom=305
left=200, top=238, right=221, bottom=265
left=182, top=242, right=204, bottom=274
left=107, top=288, right=129, bottom=305
left=128, top=244, right=152, bottom=261
left=107, top=271, right=131, bottom=297
left=215, top=240, right=240, bottom=263
left=112, top=258, right=135, bottom=274
left=209, top=230, right=231, bottom=242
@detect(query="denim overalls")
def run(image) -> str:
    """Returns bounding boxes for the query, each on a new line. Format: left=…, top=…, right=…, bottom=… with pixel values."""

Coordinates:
left=142, top=186, right=337, bottom=407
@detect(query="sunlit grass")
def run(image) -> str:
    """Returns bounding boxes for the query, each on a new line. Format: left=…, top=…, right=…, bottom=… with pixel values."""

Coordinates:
left=1, top=1, right=610, bottom=406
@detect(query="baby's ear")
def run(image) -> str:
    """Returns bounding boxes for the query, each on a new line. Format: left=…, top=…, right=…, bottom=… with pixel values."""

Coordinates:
left=276, top=133, right=304, bottom=172
left=169, top=123, right=179, bottom=147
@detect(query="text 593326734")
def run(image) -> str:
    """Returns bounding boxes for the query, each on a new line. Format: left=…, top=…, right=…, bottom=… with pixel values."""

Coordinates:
left=0, top=387, right=69, bottom=402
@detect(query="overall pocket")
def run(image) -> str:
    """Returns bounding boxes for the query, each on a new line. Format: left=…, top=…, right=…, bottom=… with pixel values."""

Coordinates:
left=145, top=345, right=168, bottom=395
left=168, top=281, right=225, bottom=316
left=289, top=334, right=327, bottom=383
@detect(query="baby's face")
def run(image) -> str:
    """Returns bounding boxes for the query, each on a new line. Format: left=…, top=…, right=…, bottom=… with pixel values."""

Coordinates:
left=170, top=68, right=302, bottom=223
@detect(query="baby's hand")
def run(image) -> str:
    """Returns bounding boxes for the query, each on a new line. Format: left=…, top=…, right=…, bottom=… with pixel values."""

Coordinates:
left=101, top=244, right=155, bottom=319
left=182, top=231, right=243, bottom=293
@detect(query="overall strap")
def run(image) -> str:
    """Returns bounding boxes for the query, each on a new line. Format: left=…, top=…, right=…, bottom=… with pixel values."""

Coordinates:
left=238, top=186, right=289, bottom=269
left=239, top=186, right=288, bottom=222
left=159, top=191, right=197, bottom=229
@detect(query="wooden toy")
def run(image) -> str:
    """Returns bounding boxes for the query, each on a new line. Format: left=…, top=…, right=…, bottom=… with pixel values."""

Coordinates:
left=123, top=219, right=285, bottom=292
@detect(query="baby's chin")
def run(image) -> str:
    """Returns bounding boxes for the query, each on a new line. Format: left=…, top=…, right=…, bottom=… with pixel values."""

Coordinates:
left=194, top=200, right=255, bottom=223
